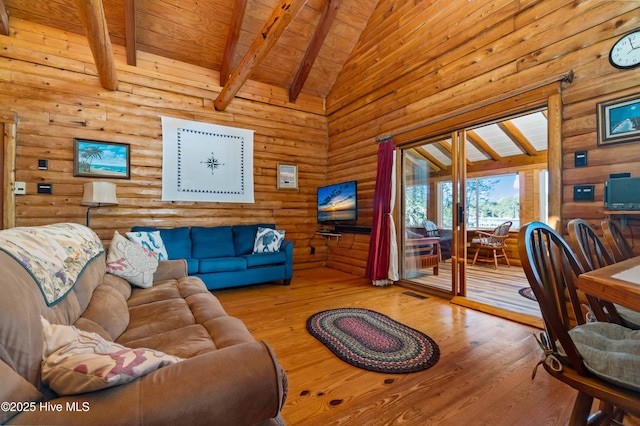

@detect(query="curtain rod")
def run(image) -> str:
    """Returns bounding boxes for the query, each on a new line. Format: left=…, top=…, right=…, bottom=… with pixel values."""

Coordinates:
left=375, top=70, right=574, bottom=143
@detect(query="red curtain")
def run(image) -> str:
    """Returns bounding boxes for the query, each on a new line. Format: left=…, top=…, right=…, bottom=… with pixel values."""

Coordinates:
left=366, top=140, right=395, bottom=281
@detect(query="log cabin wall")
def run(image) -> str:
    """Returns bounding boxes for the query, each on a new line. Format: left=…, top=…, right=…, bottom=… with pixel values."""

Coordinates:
left=0, top=19, right=329, bottom=270
left=325, top=0, right=640, bottom=277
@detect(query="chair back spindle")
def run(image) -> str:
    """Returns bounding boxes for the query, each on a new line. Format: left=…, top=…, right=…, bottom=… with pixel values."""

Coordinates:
left=601, top=219, right=634, bottom=262
left=519, top=222, right=588, bottom=374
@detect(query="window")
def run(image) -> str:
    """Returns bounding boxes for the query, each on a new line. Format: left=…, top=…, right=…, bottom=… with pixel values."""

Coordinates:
left=404, top=152, right=429, bottom=227
left=440, top=173, right=521, bottom=229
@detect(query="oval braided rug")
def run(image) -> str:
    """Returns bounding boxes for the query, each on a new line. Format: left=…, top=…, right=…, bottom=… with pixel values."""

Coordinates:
left=518, top=287, right=537, bottom=302
left=306, top=308, right=440, bottom=374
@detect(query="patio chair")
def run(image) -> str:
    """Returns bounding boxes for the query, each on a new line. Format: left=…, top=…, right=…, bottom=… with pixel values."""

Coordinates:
left=470, top=221, right=512, bottom=269
left=519, top=222, right=640, bottom=425
left=423, top=220, right=440, bottom=237
left=405, top=236, right=440, bottom=276
left=601, top=219, right=634, bottom=262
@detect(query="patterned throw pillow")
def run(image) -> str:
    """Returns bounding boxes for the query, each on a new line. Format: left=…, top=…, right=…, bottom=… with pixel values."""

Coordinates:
left=40, top=317, right=181, bottom=395
left=106, top=231, right=158, bottom=288
left=253, top=227, right=285, bottom=253
left=126, top=230, right=169, bottom=261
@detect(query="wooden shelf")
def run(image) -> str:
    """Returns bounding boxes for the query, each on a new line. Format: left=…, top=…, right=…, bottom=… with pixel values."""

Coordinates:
left=604, top=210, right=640, bottom=215
left=604, top=210, right=640, bottom=230
left=315, top=231, right=341, bottom=241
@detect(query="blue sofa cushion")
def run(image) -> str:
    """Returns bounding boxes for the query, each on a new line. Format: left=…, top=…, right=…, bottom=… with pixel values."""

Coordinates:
left=131, top=226, right=191, bottom=260
left=199, top=257, right=246, bottom=273
left=191, top=226, right=235, bottom=258
left=233, top=224, right=274, bottom=256
left=185, top=258, right=199, bottom=275
left=244, top=252, right=287, bottom=268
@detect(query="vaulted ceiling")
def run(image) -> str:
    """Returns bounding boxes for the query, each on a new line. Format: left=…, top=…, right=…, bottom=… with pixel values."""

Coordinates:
left=1, top=0, right=378, bottom=108
left=1, top=0, right=549, bottom=161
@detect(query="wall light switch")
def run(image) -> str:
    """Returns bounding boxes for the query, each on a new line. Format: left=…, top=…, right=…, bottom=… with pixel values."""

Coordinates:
left=37, top=183, right=52, bottom=194
left=574, top=151, right=587, bottom=167
left=573, top=185, right=594, bottom=201
left=14, top=181, right=26, bottom=195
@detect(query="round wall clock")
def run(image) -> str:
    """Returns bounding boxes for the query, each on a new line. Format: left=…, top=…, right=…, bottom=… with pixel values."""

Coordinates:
left=609, top=30, right=640, bottom=69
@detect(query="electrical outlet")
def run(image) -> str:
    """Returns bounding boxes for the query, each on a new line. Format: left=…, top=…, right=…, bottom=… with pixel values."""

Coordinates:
left=310, top=246, right=315, bottom=254
left=14, top=181, right=26, bottom=195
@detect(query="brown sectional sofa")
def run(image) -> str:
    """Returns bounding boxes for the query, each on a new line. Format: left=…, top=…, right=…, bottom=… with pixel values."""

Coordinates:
left=0, top=224, right=287, bottom=425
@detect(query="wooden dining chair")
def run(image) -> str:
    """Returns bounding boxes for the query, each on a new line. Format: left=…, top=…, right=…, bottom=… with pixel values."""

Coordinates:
left=519, top=222, right=640, bottom=425
left=471, top=221, right=512, bottom=269
left=601, top=219, right=634, bottom=262
left=570, top=218, right=640, bottom=330
left=567, top=218, right=625, bottom=325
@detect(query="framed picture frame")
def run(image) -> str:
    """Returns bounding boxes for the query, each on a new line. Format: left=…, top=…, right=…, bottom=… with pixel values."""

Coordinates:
left=73, top=139, right=130, bottom=179
left=277, top=163, right=298, bottom=190
left=597, top=93, right=640, bottom=146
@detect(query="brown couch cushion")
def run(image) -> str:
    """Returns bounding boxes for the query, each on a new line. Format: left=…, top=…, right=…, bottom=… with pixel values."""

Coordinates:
left=79, top=285, right=129, bottom=340
left=127, top=281, right=183, bottom=308
left=204, top=317, right=257, bottom=349
left=73, top=318, right=112, bottom=341
left=102, top=273, right=132, bottom=300
left=119, top=324, right=217, bottom=358
left=118, top=298, right=195, bottom=344
left=0, top=360, right=42, bottom=424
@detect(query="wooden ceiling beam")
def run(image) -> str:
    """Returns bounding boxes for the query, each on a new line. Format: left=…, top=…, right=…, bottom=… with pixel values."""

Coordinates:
left=124, top=0, right=136, bottom=66
left=466, top=130, right=501, bottom=161
left=466, top=152, right=547, bottom=174
left=220, top=0, right=248, bottom=86
left=434, top=140, right=471, bottom=166
left=0, top=0, right=9, bottom=36
left=434, top=140, right=452, bottom=158
left=289, top=0, right=342, bottom=103
left=74, top=0, right=118, bottom=90
left=415, top=147, right=446, bottom=171
left=214, top=0, right=307, bottom=111
left=498, top=121, right=538, bottom=156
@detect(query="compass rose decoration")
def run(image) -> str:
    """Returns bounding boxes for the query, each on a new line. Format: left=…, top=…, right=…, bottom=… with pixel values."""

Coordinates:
left=202, top=152, right=225, bottom=175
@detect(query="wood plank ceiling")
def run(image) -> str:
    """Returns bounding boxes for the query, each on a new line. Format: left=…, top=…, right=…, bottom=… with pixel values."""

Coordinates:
left=0, top=0, right=549, bottom=159
left=0, top=0, right=378, bottom=108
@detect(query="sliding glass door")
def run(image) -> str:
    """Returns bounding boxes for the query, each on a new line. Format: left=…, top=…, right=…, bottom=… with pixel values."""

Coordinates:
left=400, top=131, right=466, bottom=297
left=451, top=130, right=467, bottom=296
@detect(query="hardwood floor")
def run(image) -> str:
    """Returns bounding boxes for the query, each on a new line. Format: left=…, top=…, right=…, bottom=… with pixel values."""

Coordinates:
left=406, top=261, right=544, bottom=328
left=214, top=267, right=576, bottom=425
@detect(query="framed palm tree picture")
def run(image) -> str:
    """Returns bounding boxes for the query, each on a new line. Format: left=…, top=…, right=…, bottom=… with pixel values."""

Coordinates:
left=73, top=139, right=130, bottom=179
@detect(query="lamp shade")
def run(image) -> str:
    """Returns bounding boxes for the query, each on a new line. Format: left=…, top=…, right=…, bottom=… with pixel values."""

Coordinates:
left=81, top=182, right=119, bottom=206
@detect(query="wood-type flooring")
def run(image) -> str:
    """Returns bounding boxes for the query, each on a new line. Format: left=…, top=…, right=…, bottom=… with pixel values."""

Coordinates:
left=405, top=261, right=543, bottom=328
left=214, top=267, right=576, bottom=425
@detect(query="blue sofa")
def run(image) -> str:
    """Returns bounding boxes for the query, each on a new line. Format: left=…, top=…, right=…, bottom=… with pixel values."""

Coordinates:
left=131, top=224, right=293, bottom=290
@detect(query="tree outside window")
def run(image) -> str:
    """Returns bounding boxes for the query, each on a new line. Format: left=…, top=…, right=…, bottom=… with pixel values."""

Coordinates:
left=441, top=173, right=520, bottom=229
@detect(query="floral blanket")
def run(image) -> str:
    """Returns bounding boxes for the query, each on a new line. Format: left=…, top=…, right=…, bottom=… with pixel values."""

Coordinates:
left=0, top=223, right=104, bottom=306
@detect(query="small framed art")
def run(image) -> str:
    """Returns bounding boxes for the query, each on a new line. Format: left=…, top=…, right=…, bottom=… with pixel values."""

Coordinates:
left=597, top=93, right=640, bottom=146
left=73, top=139, right=130, bottom=179
left=277, top=163, right=298, bottom=190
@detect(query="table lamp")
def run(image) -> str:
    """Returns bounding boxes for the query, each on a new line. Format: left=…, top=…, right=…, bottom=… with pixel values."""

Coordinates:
left=81, top=181, right=118, bottom=227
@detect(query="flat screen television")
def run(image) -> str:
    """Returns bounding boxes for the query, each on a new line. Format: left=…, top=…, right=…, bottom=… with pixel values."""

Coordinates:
left=317, top=180, right=358, bottom=224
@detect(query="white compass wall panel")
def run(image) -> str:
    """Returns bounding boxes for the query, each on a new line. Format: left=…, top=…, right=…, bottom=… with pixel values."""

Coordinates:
left=161, top=116, right=254, bottom=203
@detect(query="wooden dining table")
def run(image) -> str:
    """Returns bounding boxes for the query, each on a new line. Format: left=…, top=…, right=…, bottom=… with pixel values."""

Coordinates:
left=576, top=256, right=640, bottom=312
